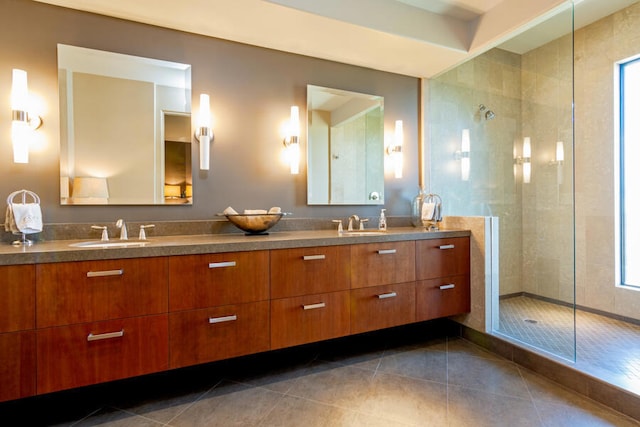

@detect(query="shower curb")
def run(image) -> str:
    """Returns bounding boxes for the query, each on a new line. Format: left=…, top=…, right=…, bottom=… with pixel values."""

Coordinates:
left=455, top=321, right=640, bottom=422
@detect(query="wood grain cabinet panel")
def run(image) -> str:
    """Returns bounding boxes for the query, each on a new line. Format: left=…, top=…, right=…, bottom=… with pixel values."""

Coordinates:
left=0, top=265, right=35, bottom=333
left=270, top=246, right=350, bottom=298
left=416, top=275, right=470, bottom=321
left=350, top=282, right=416, bottom=334
left=36, top=314, right=168, bottom=394
left=271, top=291, right=350, bottom=349
left=416, top=237, right=470, bottom=280
left=169, top=251, right=269, bottom=311
left=169, top=301, right=270, bottom=368
left=0, top=331, right=36, bottom=402
left=350, top=241, right=415, bottom=289
left=36, top=258, right=168, bottom=328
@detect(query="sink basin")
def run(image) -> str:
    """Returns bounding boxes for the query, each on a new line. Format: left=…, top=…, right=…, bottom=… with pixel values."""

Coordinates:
left=341, top=230, right=387, bottom=236
left=69, top=240, right=150, bottom=248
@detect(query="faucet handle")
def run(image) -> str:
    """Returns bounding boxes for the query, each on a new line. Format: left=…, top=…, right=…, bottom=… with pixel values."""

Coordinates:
left=91, top=225, right=109, bottom=241
left=331, top=220, right=343, bottom=234
left=139, top=224, right=155, bottom=240
left=359, top=218, right=369, bottom=230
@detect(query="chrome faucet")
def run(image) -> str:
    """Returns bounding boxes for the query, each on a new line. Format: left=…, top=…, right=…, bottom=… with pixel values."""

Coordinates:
left=348, top=214, right=360, bottom=231
left=116, top=219, right=128, bottom=240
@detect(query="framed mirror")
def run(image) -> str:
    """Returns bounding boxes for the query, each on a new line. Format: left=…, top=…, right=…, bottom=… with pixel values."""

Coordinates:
left=58, top=44, right=192, bottom=205
left=306, top=85, right=384, bottom=205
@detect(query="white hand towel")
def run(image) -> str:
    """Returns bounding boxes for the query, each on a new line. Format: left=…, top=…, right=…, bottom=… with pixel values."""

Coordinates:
left=268, top=207, right=282, bottom=214
left=244, top=209, right=268, bottom=214
left=421, top=202, right=436, bottom=221
left=223, top=206, right=238, bottom=215
left=11, top=203, right=43, bottom=234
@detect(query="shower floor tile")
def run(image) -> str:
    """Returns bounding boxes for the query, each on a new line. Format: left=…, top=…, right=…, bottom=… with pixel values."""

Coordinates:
left=498, top=296, right=640, bottom=395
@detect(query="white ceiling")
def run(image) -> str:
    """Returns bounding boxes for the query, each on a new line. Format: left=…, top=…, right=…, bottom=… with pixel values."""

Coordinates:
left=35, top=0, right=639, bottom=78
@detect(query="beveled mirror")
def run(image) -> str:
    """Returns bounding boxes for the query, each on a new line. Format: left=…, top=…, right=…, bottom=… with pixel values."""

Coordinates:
left=58, top=44, right=192, bottom=205
left=307, top=85, right=384, bottom=205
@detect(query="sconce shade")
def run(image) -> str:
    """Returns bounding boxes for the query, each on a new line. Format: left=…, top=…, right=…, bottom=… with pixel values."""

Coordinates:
left=290, top=106, right=300, bottom=138
left=523, top=137, right=531, bottom=184
left=11, top=69, right=30, bottom=163
left=72, top=177, right=109, bottom=200
left=284, top=105, right=301, bottom=174
left=461, top=129, right=470, bottom=181
left=556, top=141, right=564, bottom=162
left=198, top=94, right=211, bottom=128
left=11, top=69, right=28, bottom=111
left=392, top=120, right=403, bottom=179
left=196, top=93, right=213, bottom=170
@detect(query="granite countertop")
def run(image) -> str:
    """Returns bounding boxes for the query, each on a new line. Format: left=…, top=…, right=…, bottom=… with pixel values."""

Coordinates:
left=0, top=227, right=470, bottom=265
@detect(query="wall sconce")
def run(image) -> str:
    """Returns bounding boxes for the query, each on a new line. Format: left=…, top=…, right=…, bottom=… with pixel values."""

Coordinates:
left=11, top=69, right=42, bottom=164
left=386, top=120, right=403, bottom=178
left=549, top=141, right=564, bottom=184
left=458, top=129, right=470, bottom=181
left=282, top=106, right=300, bottom=174
left=195, top=94, right=213, bottom=170
left=515, top=137, right=532, bottom=184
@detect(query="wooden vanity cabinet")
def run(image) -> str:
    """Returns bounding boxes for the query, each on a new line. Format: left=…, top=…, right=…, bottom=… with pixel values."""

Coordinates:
left=415, top=237, right=470, bottom=321
left=350, top=282, right=416, bottom=334
left=270, top=246, right=351, bottom=348
left=0, top=265, right=36, bottom=402
left=168, top=251, right=270, bottom=368
left=35, top=258, right=169, bottom=394
left=350, top=241, right=415, bottom=289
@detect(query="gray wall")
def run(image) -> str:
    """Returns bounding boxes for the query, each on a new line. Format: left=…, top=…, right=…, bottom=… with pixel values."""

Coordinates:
left=0, top=0, right=419, bottom=225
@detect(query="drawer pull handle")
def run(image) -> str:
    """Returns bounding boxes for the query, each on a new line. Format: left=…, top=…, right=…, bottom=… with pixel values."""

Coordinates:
left=377, top=292, right=397, bottom=299
left=303, top=302, right=326, bottom=310
left=439, top=284, right=455, bottom=290
left=86, top=269, right=123, bottom=278
left=439, top=244, right=455, bottom=250
left=377, top=249, right=397, bottom=255
left=303, top=255, right=326, bottom=261
left=209, top=261, right=237, bottom=269
left=87, top=330, right=124, bottom=342
left=209, top=315, right=238, bottom=324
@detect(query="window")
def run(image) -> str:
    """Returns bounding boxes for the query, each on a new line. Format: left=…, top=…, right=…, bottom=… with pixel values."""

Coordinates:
left=619, top=57, right=640, bottom=288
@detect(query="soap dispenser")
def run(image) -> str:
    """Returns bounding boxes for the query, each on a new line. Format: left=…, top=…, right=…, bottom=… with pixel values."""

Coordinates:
left=378, top=209, right=387, bottom=231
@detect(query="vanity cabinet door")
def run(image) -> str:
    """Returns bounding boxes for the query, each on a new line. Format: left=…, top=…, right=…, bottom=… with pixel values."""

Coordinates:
left=36, top=258, right=168, bottom=328
left=169, top=301, right=270, bottom=368
left=0, top=264, right=35, bottom=333
left=416, top=275, right=470, bottom=321
left=416, top=237, right=470, bottom=280
left=169, top=251, right=269, bottom=311
left=350, top=282, right=416, bottom=334
left=350, top=241, right=415, bottom=289
left=0, top=331, right=36, bottom=402
left=36, top=314, right=168, bottom=394
left=271, top=291, right=350, bottom=349
left=270, top=246, right=351, bottom=299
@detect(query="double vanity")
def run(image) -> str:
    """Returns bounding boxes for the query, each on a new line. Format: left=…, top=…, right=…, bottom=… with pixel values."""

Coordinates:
left=0, top=227, right=470, bottom=402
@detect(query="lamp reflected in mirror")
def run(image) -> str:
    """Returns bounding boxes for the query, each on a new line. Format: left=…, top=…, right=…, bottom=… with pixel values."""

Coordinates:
left=71, top=177, right=109, bottom=204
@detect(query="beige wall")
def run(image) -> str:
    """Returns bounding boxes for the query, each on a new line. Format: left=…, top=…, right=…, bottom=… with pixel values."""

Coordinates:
left=0, top=0, right=418, bottom=224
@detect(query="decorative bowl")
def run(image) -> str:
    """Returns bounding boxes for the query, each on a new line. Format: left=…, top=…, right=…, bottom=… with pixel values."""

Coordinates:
left=222, top=213, right=286, bottom=235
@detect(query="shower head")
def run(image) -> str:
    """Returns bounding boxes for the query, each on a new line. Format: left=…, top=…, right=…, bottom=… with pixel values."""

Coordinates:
left=479, top=104, right=496, bottom=120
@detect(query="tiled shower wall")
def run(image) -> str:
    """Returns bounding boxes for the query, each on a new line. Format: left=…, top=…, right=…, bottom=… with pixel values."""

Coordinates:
left=430, top=2, right=640, bottom=323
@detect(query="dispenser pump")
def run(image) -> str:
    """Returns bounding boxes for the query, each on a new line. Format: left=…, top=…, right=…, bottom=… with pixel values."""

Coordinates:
left=378, top=209, right=387, bottom=231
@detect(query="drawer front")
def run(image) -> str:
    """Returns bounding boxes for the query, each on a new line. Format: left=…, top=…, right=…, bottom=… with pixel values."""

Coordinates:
left=36, top=258, right=168, bottom=328
left=416, top=237, right=470, bottom=280
left=350, top=282, right=416, bottom=334
left=36, top=314, right=169, bottom=394
left=350, top=241, right=415, bottom=289
left=169, top=251, right=269, bottom=311
left=0, top=331, right=36, bottom=402
left=0, top=265, right=35, bottom=333
left=271, top=291, right=350, bottom=349
left=271, top=246, right=350, bottom=298
left=416, top=275, right=470, bottom=321
left=169, top=301, right=270, bottom=368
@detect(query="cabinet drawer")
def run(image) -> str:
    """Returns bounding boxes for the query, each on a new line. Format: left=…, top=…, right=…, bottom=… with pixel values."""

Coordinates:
left=0, top=265, right=35, bottom=333
left=169, top=301, right=270, bottom=368
left=271, top=246, right=350, bottom=298
left=350, top=241, right=415, bottom=289
left=36, top=258, right=168, bottom=328
left=0, top=331, right=36, bottom=402
left=169, top=251, right=269, bottom=311
left=416, top=275, right=470, bottom=321
left=416, top=237, right=470, bottom=280
left=350, top=282, right=416, bottom=334
left=37, top=314, right=168, bottom=394
left=271, top=291, right=350, bottom=349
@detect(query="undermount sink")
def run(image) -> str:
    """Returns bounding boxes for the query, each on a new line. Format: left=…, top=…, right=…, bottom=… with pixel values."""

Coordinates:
left=69, top=240, right=151, bottom=248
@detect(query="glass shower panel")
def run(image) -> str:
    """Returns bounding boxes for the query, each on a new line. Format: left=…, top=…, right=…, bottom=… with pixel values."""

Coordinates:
left=428, top=6, right=575, bottom=361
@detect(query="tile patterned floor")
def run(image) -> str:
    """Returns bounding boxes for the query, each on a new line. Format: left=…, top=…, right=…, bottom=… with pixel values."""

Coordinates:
left=498, top=296, right=640, bottom=395
left=2, top=325, right=638, bottom=426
